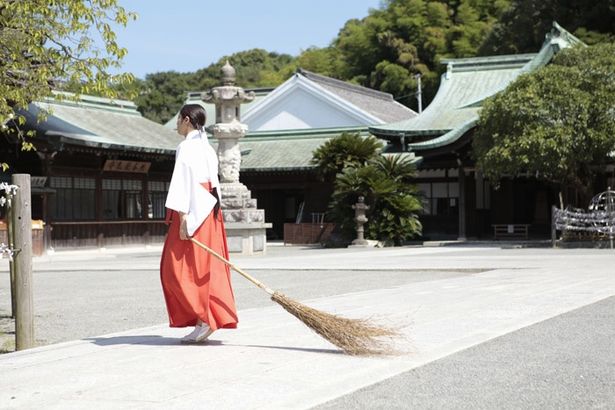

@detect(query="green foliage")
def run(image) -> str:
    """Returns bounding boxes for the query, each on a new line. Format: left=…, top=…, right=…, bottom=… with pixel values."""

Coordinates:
left=280, top=47, right=347, bottom=80
left=134, top=49, right=293, bottom=123
left=310, top=132, right=383, bottom=181
left=334, top=0, right=511, bottom=109
left=135, top=0, right=514, bottom=118
left=329, top=154, right=423, bottom=245
left=312, top=133, right=422, bottom=244
left=130, top=0, right=615, bottom=124
left=0, top=0, right=137, bottom=142
left=479, top=0, right=615, bottom=54
left=134, top=72, right=195, bottom=124
left=473, top=43, right=615, bottom=198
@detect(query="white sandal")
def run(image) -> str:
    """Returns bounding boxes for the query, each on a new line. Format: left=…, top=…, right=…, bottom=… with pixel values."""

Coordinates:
left=180, top=324, right=214, bottom=344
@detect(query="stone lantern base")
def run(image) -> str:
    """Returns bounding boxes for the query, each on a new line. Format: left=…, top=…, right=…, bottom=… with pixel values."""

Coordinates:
left=221, top=182, right=271, bottom=255
left=225, top=222, right=271, bottom=254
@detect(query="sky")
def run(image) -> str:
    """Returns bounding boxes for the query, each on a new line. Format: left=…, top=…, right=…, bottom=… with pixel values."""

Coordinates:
left=114, top=0, right=382, bottom=79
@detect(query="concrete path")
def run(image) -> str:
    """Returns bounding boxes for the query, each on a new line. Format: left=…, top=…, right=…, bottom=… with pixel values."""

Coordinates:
left=1, top=245, right=614, bottom=409
left=317, top=296, right=615, bottom=409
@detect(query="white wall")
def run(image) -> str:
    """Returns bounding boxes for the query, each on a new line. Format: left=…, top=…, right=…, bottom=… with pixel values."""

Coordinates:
left=245, top=88, right=366, bottom=131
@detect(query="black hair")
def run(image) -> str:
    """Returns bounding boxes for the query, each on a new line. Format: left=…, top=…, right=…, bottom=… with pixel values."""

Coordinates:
left=179, top=104, right=206, bottom=130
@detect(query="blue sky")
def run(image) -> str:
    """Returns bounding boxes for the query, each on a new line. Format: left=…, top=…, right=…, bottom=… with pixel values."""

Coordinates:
left=115, top=0, right=382, bottom=79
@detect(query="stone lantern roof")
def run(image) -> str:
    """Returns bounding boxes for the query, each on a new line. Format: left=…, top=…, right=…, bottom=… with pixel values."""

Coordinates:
left=221, top=60, right=236, bottom=86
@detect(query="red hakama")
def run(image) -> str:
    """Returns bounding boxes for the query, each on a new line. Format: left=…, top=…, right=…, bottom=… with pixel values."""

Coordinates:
left=160, top=182, right=238, bottom=331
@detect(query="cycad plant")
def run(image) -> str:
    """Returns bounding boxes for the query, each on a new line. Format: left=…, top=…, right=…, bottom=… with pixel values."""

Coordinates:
left=311, top=132, right=383, bottom=181
left=329, top=154, right=422, bottom=245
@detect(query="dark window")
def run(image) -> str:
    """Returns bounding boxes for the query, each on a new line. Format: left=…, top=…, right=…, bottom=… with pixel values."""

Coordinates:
left=49, top=177, right=96, bottom=220
left=147, top=180, right=170, bottom=219
left=102, top=179, right=143, bottom=219
left=417, top=181, right=459, bottom=216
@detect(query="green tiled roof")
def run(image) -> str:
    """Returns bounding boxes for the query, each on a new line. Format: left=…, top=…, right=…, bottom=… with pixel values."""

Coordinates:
left=233, top=126, right=371, bottom=172
left=234, top=137, right=330, bottom=172
left=22, top=93, right=412, bottom=172
left=231, top=127, right=422, bottom=172
left=370, top=22, right=583, bottom=152
left=407, top=119, right=477, bottom=150
left=26, top=93, right=180, bottom=153
left=369, top=54, right=534, bottom=139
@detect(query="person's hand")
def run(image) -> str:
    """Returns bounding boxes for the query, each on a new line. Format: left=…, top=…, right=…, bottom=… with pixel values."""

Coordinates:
left=179, top=214, right=190, bottom=240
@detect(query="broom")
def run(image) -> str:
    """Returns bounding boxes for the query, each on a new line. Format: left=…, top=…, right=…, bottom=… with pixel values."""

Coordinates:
left=190, top=238, right=400, bottom=356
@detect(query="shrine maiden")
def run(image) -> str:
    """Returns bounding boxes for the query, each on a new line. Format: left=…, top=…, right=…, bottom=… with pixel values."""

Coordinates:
left=160, top=104, right=238, bottom=343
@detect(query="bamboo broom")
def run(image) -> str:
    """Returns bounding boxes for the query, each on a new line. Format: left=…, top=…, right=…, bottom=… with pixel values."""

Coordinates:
left=190, top=238, right=400, bottom=356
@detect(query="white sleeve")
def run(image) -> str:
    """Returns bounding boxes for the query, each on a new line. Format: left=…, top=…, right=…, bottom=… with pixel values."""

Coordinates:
left=165, top=141, right=218, bottom=236
left=165, top=148, right=191, bottom=213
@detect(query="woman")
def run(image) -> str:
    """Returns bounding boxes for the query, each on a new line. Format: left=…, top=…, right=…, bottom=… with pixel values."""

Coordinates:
left=160, top=104, right=238, bottom=343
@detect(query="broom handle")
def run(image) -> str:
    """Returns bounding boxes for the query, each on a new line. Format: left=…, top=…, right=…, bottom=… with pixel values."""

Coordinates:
left=190, top=237, right=275, bottom=296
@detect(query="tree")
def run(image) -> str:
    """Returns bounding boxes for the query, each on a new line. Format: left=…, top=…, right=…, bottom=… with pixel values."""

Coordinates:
left=135, top=49, right=294, bottom=123
left=280, top=47, right=346, bottom=80
left=134, top=72, right=195, bottom=124
left=333, top=0, right=511, bottom=111
left=473, top=43, right=615, bottom=205
left=479, top=0, right=615, bottom=55
left=134, top=0, right=514, bottom=118
left=0, top=0, right=136, bottom=148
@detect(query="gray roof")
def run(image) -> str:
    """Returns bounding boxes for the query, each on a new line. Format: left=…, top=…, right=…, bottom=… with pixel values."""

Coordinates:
left=26, top=93, right=180, bottom=153
left=298, top=69, right=417, bottom=123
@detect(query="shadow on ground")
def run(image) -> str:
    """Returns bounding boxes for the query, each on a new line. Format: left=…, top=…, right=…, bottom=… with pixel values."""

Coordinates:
left=85, top=335, right=342, bottom=355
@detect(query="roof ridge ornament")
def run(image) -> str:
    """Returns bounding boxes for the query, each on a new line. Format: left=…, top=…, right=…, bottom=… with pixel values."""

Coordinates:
left=546, top=21, right=585, bottom=48
left=445, top=63, right=453, bottom=80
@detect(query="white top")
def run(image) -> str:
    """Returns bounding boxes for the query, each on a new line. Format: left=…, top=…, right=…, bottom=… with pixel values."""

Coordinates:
left=165, top=130, right=220, bottom=236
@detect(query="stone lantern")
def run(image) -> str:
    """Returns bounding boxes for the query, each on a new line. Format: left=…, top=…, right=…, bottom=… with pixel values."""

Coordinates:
left=351, top=196, right=370, bottom=246
left=202, top=61, right=271, bottom=254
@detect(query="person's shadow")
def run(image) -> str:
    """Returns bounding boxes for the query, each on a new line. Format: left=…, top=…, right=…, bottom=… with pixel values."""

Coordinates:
left=85, top=335, right=342, bottom=355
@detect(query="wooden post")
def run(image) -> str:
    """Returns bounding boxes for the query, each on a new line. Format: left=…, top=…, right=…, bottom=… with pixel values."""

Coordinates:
left=7, top=201, right=16, bottom=318
left=11, top=174, right=34, bottom=350
left=457, top=166, right=467, bottom=241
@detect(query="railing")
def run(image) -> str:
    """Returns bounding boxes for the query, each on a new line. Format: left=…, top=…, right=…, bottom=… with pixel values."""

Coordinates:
left=551, top=206, right=615, bottom=248
left=50, top=220, right=167, bottom=249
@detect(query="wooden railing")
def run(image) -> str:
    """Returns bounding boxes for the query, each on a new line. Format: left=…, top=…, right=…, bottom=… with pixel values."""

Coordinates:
left=283, top=223, right=335, bottom=245
left=50, top=220, right=167, bottom=249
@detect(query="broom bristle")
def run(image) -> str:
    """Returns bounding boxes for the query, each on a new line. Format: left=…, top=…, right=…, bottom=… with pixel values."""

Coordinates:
left=271, top=291, right=400, bottom=356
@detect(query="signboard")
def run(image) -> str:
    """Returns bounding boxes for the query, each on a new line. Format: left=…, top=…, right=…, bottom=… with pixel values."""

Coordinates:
left=103, top=160, right=151, bottom=173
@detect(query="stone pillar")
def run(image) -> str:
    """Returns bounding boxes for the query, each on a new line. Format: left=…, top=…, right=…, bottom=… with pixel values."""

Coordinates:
left=202, top=61, right=271, bottom=254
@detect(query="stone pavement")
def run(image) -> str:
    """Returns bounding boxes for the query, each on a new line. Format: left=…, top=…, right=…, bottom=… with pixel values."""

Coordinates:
left=0, top=244, right=614, bottom=409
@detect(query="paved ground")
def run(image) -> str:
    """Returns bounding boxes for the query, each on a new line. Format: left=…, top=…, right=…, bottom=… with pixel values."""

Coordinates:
left=0, top=244, right=481, bottom=347
left=0, top=243, right=614, bottom=409
left=317, top=296, right=615, bottom=410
